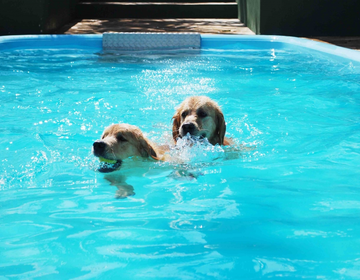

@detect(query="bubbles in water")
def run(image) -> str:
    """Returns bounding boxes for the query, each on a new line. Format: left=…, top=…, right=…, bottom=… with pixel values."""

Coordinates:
left=72, top=152, right=100, bottom=172
left=168, top=134, right=225, bottom=165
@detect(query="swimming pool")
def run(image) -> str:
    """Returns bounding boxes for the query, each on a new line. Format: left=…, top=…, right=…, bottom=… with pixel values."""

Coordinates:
left=1, top=34, right=360, bottom=279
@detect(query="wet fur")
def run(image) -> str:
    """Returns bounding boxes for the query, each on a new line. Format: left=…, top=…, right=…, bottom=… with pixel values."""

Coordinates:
left=172, top=96, right=231, bottom=146
left=93, top=123, right=170, bottom=198
left=95, top=123, right=168, bottom=162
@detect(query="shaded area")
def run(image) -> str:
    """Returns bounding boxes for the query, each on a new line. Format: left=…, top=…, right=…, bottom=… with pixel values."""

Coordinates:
left=0, top=0, right=78, bottom=35
left=76, top=2, right=237, bottom=19
left=310, top=37, right=360, bottom=51
left=242, top=0, right=360, bottom=37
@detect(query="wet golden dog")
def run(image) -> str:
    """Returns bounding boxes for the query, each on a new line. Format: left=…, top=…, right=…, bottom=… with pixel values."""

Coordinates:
left=93, top=123, right=169, bottom=172
left=92, top=123, right=170, bottom=198
left=172, top=96, right=231, bottom=146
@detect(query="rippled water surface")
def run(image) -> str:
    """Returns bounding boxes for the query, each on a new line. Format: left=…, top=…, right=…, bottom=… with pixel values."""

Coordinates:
left=1, top=45, right=360, bottom=279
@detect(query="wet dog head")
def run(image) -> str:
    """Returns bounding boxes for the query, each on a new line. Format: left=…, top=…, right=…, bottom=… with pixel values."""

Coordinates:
left=172, top=96, right=226, bottom=145
left=93, top=123, right=157, bottom=172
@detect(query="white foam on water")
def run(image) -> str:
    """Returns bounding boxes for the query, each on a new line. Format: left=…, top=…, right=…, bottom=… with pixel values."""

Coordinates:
left=167, top=134, right=225, bottom=165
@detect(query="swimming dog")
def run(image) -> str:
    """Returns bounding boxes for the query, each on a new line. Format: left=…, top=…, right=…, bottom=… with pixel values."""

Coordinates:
left=93, top=123, right=169, bottom=198
left=172, top=96, right=231, bottom=146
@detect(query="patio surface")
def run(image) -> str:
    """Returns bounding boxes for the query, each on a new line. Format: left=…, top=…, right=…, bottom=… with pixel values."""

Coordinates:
left=60, top=18, right=360, bottom=51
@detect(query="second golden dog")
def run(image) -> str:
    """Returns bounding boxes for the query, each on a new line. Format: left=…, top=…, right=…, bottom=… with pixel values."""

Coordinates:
left=172, top=96, right=231, bottom=146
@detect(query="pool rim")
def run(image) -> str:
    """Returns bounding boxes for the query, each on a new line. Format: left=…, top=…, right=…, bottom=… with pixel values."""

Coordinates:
left=0, top=34, right=359, bottom=63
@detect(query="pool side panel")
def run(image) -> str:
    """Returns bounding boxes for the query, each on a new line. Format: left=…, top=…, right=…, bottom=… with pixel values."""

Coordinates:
left=201, top=35, right=360, bottom=63
left=200, top=35, right=287, bottom=51
left=1, top=34, right=360, bottom=64
left=0, top=35, right=102, bottom=51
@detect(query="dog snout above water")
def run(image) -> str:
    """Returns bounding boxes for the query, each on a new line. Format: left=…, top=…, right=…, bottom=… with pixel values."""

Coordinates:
left=181, top=122, right=196, bottom=135
left=93, top=140, right=107, bottom=156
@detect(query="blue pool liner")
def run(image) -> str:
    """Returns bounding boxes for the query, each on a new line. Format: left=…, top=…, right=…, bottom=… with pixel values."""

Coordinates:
left=0, top=34, right=359, bottom=63
left=0, top=34, right=103, bottom=51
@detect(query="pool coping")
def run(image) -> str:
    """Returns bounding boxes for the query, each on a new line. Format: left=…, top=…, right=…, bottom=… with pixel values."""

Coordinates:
left=1, top=34, right=360, bottom=63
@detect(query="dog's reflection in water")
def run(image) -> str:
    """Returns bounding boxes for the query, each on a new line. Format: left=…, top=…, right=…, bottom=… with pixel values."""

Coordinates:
left=102, top=163, right=201, bottom=199
left=103, top=162, right=161, bottom=199
left=103, top=173, right=135, bottom=199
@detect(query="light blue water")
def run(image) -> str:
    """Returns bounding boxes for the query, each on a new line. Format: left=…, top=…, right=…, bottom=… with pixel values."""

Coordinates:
left=1, top=45, right=360, bottom=279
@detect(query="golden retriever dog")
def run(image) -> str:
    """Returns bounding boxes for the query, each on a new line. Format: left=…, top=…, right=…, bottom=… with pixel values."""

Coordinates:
left=92, top=123, right=169, bottom=198
left=93, top=123, right=169, bottom=172
left=172, top=96, right=231, bottom=146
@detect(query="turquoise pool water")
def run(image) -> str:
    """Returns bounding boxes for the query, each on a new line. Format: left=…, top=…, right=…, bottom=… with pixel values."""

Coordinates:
left=1, top=35, right=360, bottom=279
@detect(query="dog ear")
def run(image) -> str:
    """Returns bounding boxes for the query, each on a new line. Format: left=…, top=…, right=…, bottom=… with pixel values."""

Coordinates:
left=172, top=111, right=181, bottom=144
left=139, top=137, right=158, bottom=159
left=216, top=109, right=226, bottom=145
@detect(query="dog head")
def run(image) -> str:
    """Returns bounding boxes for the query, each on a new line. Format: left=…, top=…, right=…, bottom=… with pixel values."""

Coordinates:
left=93, top=124, right=157, bottom=172
left=172, top=96, right=226, bottom=145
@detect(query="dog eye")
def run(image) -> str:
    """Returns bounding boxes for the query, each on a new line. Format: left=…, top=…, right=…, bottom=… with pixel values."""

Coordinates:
left=116, top=134, right=127, bottom=142
left=198, top=110, right=207, bottom=118
left=181, top=111, right=188, bottom=118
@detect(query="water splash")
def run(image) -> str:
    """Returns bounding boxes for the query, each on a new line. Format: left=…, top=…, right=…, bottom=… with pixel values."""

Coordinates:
left=168, top=134, right=225, bottom=165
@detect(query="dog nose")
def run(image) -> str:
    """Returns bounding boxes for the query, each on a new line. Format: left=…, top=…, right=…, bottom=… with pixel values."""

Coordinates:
left=182, top=122, right=195, bottom=133
left=93, top=140, right=106, bottom=154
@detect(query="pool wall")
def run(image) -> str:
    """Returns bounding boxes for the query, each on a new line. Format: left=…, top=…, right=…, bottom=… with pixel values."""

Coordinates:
left=1, top=34, right=360, bottom=65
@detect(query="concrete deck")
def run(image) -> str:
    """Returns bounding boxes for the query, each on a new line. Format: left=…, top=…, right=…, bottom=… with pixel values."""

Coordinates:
left=60, top=18, right=360, bottom=51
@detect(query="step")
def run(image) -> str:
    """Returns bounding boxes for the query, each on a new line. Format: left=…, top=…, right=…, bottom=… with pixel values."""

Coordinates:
left=80, top=0, right=235, bottom=2
left=61, top=19, right=253, bottom=35
left=76, top=2, right=238, bottom=19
